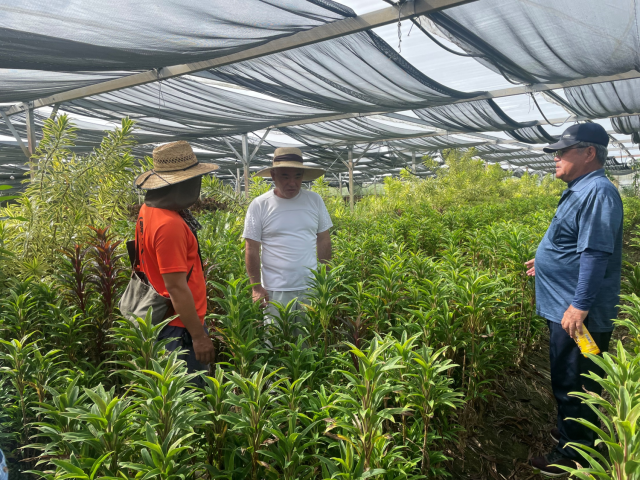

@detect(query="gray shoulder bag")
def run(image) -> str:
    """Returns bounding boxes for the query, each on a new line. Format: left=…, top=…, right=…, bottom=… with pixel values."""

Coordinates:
left=118, top=218, right=194, bottom=326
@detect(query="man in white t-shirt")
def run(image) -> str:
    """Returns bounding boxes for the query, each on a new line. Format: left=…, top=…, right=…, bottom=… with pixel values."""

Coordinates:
left=242, top=147, right=332, bottom=332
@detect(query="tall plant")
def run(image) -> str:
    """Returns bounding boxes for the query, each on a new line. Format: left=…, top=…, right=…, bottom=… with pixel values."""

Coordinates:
left=328, top=337, right=408, bottom=472
left=1, top=115, right=137, bottom=274
left=558, top=341, right=640, bottom=480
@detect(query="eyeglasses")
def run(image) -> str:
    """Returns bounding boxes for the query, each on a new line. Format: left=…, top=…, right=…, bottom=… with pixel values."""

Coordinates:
left=554, top=146, right=586, bottom=159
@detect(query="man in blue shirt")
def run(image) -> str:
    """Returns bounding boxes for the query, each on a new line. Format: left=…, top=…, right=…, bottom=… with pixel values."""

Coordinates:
left=525, top=123, right=623, bottom=476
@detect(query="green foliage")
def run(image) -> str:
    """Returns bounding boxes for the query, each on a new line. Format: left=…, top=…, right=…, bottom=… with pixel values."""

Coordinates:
left=249, top=173, right=271, bottom=199
left=343, top=148, right=565, bottom=219
left=4, top=128, right=640, bottom=480
left=1, top=115, right=137, bottom=275
left=311, top=175, right=344, bottom=213
left=556, top=340, right=640, bottom=480
left=617, top=294, right=640, bottom=355
left=201, top=174, right=248, bottom=211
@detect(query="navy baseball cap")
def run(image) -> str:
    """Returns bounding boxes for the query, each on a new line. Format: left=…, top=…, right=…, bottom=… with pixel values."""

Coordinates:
left=543, top=123, right=609, bottom=153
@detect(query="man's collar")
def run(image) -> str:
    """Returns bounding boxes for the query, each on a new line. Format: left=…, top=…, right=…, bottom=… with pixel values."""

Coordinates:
left=568, top=168, right=605, bottom=192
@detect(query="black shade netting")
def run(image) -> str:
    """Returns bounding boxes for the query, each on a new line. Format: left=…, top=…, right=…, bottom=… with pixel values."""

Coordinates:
left=611, top=115, right=640, bottom=135
left=564, top=78, right=640, bottom=118
left=604, top=156, right=633, bottom=173
left=422, top=0, right=640, bottom=84
left=413, top=99, right=536, bottom=132
left=0, top=0, right=352, bottom=71
left=197, top=30, right=482, bottom=113
left=278, top=117, right=442, bottom=145
left=388, top=135, right=487, bottom=150
left=505, top=126, right=560, bottom=144
left=60, top=77, right=337, bottom=141
left=0, top=111, right=184, bottom=149
left=477, top=150, right=547, bottom=161
left=0, top=70, right=134, bottom=103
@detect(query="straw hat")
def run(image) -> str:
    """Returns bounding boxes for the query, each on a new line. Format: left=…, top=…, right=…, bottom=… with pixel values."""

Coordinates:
left=256, top=147, right=325, bottom=181
left=134, top=141, right=219, bottom=190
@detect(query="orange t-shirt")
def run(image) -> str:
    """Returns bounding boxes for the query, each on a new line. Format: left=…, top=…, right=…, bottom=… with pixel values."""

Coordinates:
left=136, top=204, right=207, bottom=327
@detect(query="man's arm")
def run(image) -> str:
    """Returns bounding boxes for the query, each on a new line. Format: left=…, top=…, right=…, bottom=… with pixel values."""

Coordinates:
left=563, top=189, right=622, bottom=338
left=245, top=238, right=268, bottom=305
left=317, top=229, right=332, bottom=264
left=162, top=272, right=215, bottom=364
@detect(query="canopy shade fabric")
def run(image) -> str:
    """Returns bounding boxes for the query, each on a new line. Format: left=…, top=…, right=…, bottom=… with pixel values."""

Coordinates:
left=505, top=126, right=560, bottom=144
left=563, top=78, right=640, bottom=119
left=59, top=77, right=337, bottom=140
left=0, top=0, right=352, bottom=71
left=413, top=99, right=536, bottom=132
left=198, top=31, right=481, bottom=113
left=1, top=0, right=639, bottom=183
left=0, top=70, right=132, bottom=103
left=423, top=0, right=640, bottom=84
left=279, top=117, right=437, bottom=145
left=611, top=115, right=640, bottom=135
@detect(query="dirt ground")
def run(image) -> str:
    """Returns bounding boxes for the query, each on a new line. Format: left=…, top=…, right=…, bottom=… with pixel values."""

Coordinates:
left=446, top=333, right=561, bottom=480
left=447, top=325, right=628, bottom=480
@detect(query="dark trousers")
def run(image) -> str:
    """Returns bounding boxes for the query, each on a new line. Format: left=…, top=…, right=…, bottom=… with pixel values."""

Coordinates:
left=158, top=325, right=209, bottom=387
left=548, top=319, right=612, bottom=460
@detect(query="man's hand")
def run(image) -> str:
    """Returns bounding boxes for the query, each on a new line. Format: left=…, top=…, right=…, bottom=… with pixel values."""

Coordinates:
left=162, top=271, right=214, bottom=365
left=525, top=258, right=535, bottom=276
left=252, top=285, right=269, bottom=308
left=561, top=304, right=589, bottom=339
left=192, top=332, right=215, bottom=364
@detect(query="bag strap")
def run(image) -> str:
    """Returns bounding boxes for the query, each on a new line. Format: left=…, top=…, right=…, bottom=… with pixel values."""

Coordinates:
left=130, top=211, right=199, bottom=282
left=126, top=240, right=137, bottom=269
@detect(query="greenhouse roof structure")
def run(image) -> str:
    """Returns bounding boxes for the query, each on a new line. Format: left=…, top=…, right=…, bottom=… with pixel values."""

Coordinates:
left=2, top=0, right=640, bottom=193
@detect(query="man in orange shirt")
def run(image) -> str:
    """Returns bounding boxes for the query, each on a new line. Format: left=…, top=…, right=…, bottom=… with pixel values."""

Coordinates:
left=134, top=141, right=217, bottom=375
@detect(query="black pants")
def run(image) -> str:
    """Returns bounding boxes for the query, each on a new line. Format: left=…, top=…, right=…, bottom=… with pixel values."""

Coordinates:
left=158, top=325, right=209, bottom=387
left=548, top=319, right=612, bottom=460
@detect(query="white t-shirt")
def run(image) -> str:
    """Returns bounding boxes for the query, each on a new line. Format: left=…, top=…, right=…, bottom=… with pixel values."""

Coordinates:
left=242, top=189, right=333, bottom=291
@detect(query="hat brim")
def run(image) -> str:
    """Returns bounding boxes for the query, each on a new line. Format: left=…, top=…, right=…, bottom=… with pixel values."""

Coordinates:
left=135, top=162, right=219, bottom=190
left=543, top=137, right=580, bottom=153
left=256, top=162, right=326, bottom=182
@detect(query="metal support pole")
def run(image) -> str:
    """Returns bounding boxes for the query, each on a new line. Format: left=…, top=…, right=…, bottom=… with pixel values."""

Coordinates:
left=249, top=128, right=271, bottom=162
left=25, top=106, right=36, bottom=155
left=348, top=146, right=354, bottom=212
left=0, top=109, right=30, bottom=159
left=49, top=104, right=60, bottom=121
left=236, top=167, right=241, bottom=194
left=242, top=133, right=249, bottom=198
left=338, top=173, right=343, bottom=199
left=412, top=150, right=416, bottom=174
left=25, top=105, right=37, bottom=177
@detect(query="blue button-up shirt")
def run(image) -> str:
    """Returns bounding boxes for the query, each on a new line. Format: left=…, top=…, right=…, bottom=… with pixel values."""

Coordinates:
left=535, top=169, right=623, bottom=332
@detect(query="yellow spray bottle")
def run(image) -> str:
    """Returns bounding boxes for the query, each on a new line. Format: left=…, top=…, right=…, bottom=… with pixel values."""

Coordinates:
left=574, top=325, right=600, bottom=357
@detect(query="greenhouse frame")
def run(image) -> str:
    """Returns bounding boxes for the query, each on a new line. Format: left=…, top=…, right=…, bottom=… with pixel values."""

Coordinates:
left=1, top=0, right=640, bottom=203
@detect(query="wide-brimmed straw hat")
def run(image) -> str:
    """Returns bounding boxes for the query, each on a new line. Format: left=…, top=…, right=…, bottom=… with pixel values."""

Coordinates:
left=256, top=147, right=325, bottom=181
left=134, top=141, right=219, bottom=190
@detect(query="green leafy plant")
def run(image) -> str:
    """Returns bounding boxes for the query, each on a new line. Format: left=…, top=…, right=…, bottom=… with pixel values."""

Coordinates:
left=305, top=264, right=344, bottom=355
left=406, top=345, right=463, bottom=475
left=557, top=340, right=640, bottom=480
left=220, top=365, right=288, bottom=480
left=328, top=336, right=408, bottom=472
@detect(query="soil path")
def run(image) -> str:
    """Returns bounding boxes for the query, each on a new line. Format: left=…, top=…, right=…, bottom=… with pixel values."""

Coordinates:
left=448, top=333, right=560, bottom=479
